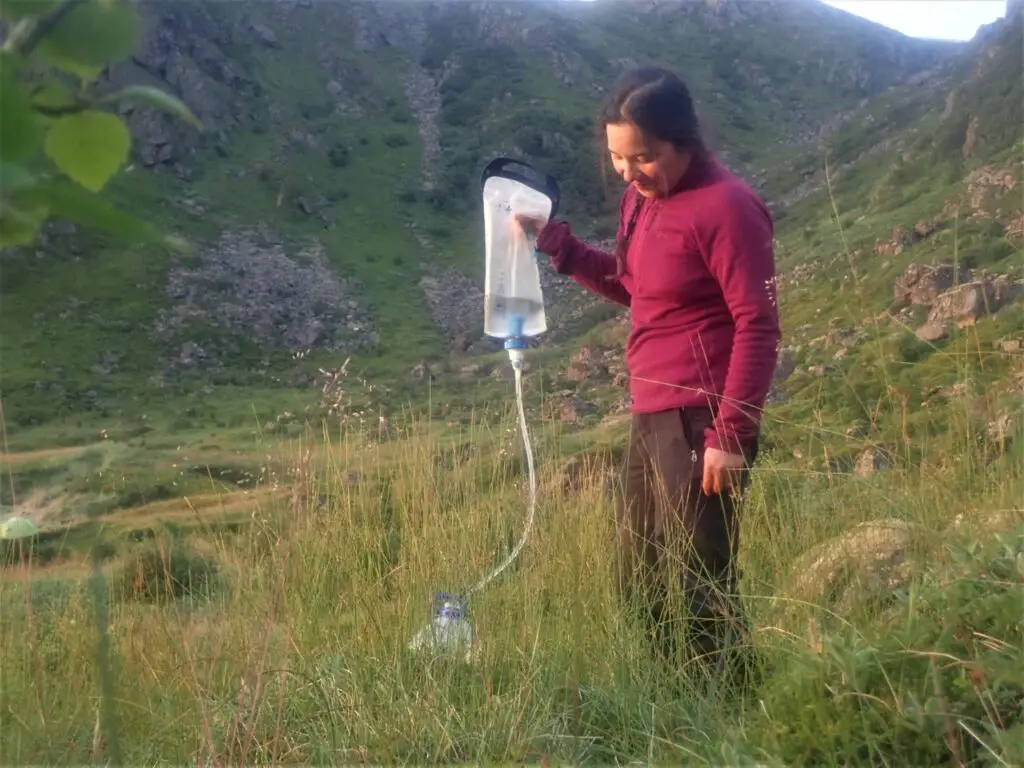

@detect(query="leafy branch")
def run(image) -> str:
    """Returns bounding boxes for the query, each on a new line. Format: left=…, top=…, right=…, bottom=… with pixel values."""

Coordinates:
left=2, top=0, right=89, bottom=58
left=0, top=0, right=203, bottom=251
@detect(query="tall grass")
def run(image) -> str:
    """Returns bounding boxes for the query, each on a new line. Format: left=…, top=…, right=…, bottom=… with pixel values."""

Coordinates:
left=1, top=381, right=1022, bottom=764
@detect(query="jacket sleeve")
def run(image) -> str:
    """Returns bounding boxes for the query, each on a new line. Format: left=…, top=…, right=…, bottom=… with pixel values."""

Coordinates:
left=698, top=186, right=782, bottom=456
left=533, top=190, right=633, bottom=308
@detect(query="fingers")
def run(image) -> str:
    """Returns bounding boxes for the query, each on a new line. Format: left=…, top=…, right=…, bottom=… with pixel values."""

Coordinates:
left=514, top=213, right=543, bottom=235
left=701, top=463, right=736, bottom=496
left=701, top=463, right=717, bottom=496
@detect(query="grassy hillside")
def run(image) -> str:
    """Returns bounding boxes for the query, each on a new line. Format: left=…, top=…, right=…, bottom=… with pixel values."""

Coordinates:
left=0, top=0, right=958, bottom=429
left=764, top=6, right=1023, bottom=443
left=2, top=393, right=1022, bottom=764
left=1, top=2, right=1022, bottom=763
left=1, top=0, right=1019, bottom=593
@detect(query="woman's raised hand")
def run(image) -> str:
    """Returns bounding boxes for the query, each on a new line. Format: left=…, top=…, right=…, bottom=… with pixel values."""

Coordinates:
left=513, top=213, right=547, bottom=238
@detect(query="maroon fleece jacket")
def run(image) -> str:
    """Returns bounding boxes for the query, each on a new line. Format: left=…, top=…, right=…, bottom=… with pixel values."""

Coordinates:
left=536, top=153, right=781, bottom=455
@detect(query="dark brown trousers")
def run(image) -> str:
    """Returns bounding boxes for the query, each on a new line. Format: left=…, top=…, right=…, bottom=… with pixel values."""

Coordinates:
left=614, top=407, right=759, bottom=669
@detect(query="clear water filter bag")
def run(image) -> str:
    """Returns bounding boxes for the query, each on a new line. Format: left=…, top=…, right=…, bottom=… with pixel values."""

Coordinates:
left=481, top=157, right=561, bottom=340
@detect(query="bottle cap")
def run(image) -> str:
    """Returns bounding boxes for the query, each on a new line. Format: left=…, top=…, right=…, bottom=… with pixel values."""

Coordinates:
left=437, top=603, right=464, bottom=620
left=432, top=592, right=466, bottom=619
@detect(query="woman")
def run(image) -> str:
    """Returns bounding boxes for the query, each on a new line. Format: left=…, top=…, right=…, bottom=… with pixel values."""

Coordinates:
left=517, top=65, right=781, bottom=674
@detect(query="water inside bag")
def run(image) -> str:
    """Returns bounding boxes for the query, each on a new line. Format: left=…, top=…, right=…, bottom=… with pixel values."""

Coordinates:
left=481, top=159, right=558, bottom=340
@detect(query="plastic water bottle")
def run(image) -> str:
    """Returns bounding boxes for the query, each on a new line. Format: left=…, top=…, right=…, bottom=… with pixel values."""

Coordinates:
left=408, top=592, right=475, bottom=662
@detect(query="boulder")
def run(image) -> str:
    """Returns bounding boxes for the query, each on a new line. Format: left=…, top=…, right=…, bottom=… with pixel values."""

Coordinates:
left=854, top=447, right=889, bottom=476
left=776, top=519, right=919, bottom=616
left=893, top=263, right=971, bottom=306
left=916, top=276, right=1024, bottom=340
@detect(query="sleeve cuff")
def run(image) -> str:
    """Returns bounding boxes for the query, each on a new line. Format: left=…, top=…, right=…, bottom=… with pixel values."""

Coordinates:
left=536, top=220, right=576, bottom=273
left=704, top=423, right=754, bottom=457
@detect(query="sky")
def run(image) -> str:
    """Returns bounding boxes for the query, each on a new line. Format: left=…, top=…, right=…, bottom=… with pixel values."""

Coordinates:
left=817, top=1, right=1006, bottom=41
left=571, top=0, right=1009, bottom=42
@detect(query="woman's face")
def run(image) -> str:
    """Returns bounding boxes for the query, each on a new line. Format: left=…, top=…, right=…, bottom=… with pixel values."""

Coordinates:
left=606, top=121, right=692, bottom=199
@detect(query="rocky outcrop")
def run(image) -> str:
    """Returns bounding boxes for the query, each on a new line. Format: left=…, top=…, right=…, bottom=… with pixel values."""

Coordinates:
left=888, top=264, right=1024, bottom=342
left=558, top=342, right=628, bottom=389
left=248, top=21, right=279, bottom=48
left=102, top=1, right=260, bottom=169
left=153, top=228, right=375, bottom=371
left=351, top=0, right=428, bottom=53
left=552, top=393, right=598, bottom=425
left=942, top=165, right=1018, bottom=221
left=872, top=221, right=937, bottom=257
left=778, top=519, right=919, bottom=616
left=915, top=274, right=1024, bottom=341
left=564, top=345, right=605, bottom=381
left=854, top=447, right=890, bottom=477
left=346, top=0, right=443, bottom=187
left=546, top=448, right=623, bottom=499
left=808, top=320, right=869, bottom=356
left=403, top=65, right=443, bottom=189
left=418, top=267, right=488, bottom=355
left=894, top=263, right=972, bottom=306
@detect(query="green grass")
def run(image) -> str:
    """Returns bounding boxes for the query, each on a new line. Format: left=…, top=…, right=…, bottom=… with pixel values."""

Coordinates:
left=0, top=0, right=1006, bottom=434
left=3, top=145, right=1022, bottom=756
left=186, top=31, right=446, bottom=363
left=1, top=375, right=1022, bottom=764
left=1, top=5, right=1022, bottom=761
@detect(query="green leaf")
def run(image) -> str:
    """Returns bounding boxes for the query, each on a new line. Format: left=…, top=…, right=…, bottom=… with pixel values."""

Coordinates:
left=106, top=85, right=204, bottom=130
left=35, top=0, right=140, bottom=81
left=13, top=179, right=193, bottom=254
left=14, top=178, right=155, bottom=241
left=0, top=162, right=37, bottom=192
left=0, top=0, right=62, bottom=22
left=44, top=110, right=130, bottom=192
left=0, top=199, right=48, bottom=249
left=31, top=80, right=76, bottom=112
left=0, top=69, right=43, bottom=161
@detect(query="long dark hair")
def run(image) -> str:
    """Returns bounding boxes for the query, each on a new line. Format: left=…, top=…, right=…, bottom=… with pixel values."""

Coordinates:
left=597, top=65, right=706, bottom=277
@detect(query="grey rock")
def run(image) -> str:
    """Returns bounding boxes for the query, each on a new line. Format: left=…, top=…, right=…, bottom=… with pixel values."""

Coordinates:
left=854, top=448, right=889, bottom=476
left=894, top=263, right=972, bottom=306
left=250, top=22, right=280, bottom=48
left=152, top=228, right=375, bottom=374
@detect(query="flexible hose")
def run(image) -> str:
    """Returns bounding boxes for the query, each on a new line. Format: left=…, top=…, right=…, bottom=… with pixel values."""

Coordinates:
left=462, top=361, right=537, bottom=599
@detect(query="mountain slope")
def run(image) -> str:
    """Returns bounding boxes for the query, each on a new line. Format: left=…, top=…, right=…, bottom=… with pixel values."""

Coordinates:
left=0, top=0, right=1001, bottom=433
left=742, top=4, right=1023, bottom=472
left=3, top=6, right=1023, bottom=762
left=773, top=4, right=1021, bottom=295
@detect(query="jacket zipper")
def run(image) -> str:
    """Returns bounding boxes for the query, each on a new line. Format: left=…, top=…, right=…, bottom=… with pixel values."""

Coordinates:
left=634, top=198, right=658, bottom=295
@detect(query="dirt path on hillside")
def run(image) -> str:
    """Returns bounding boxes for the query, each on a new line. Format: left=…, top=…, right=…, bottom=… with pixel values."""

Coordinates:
left=90, top=486, right=290, bottom=527
left=1, top=445, right=95, bottom=468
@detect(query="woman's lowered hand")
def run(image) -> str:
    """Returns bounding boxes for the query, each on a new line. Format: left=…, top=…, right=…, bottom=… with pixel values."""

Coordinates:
left=702, top=446, right=747, bottom=496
